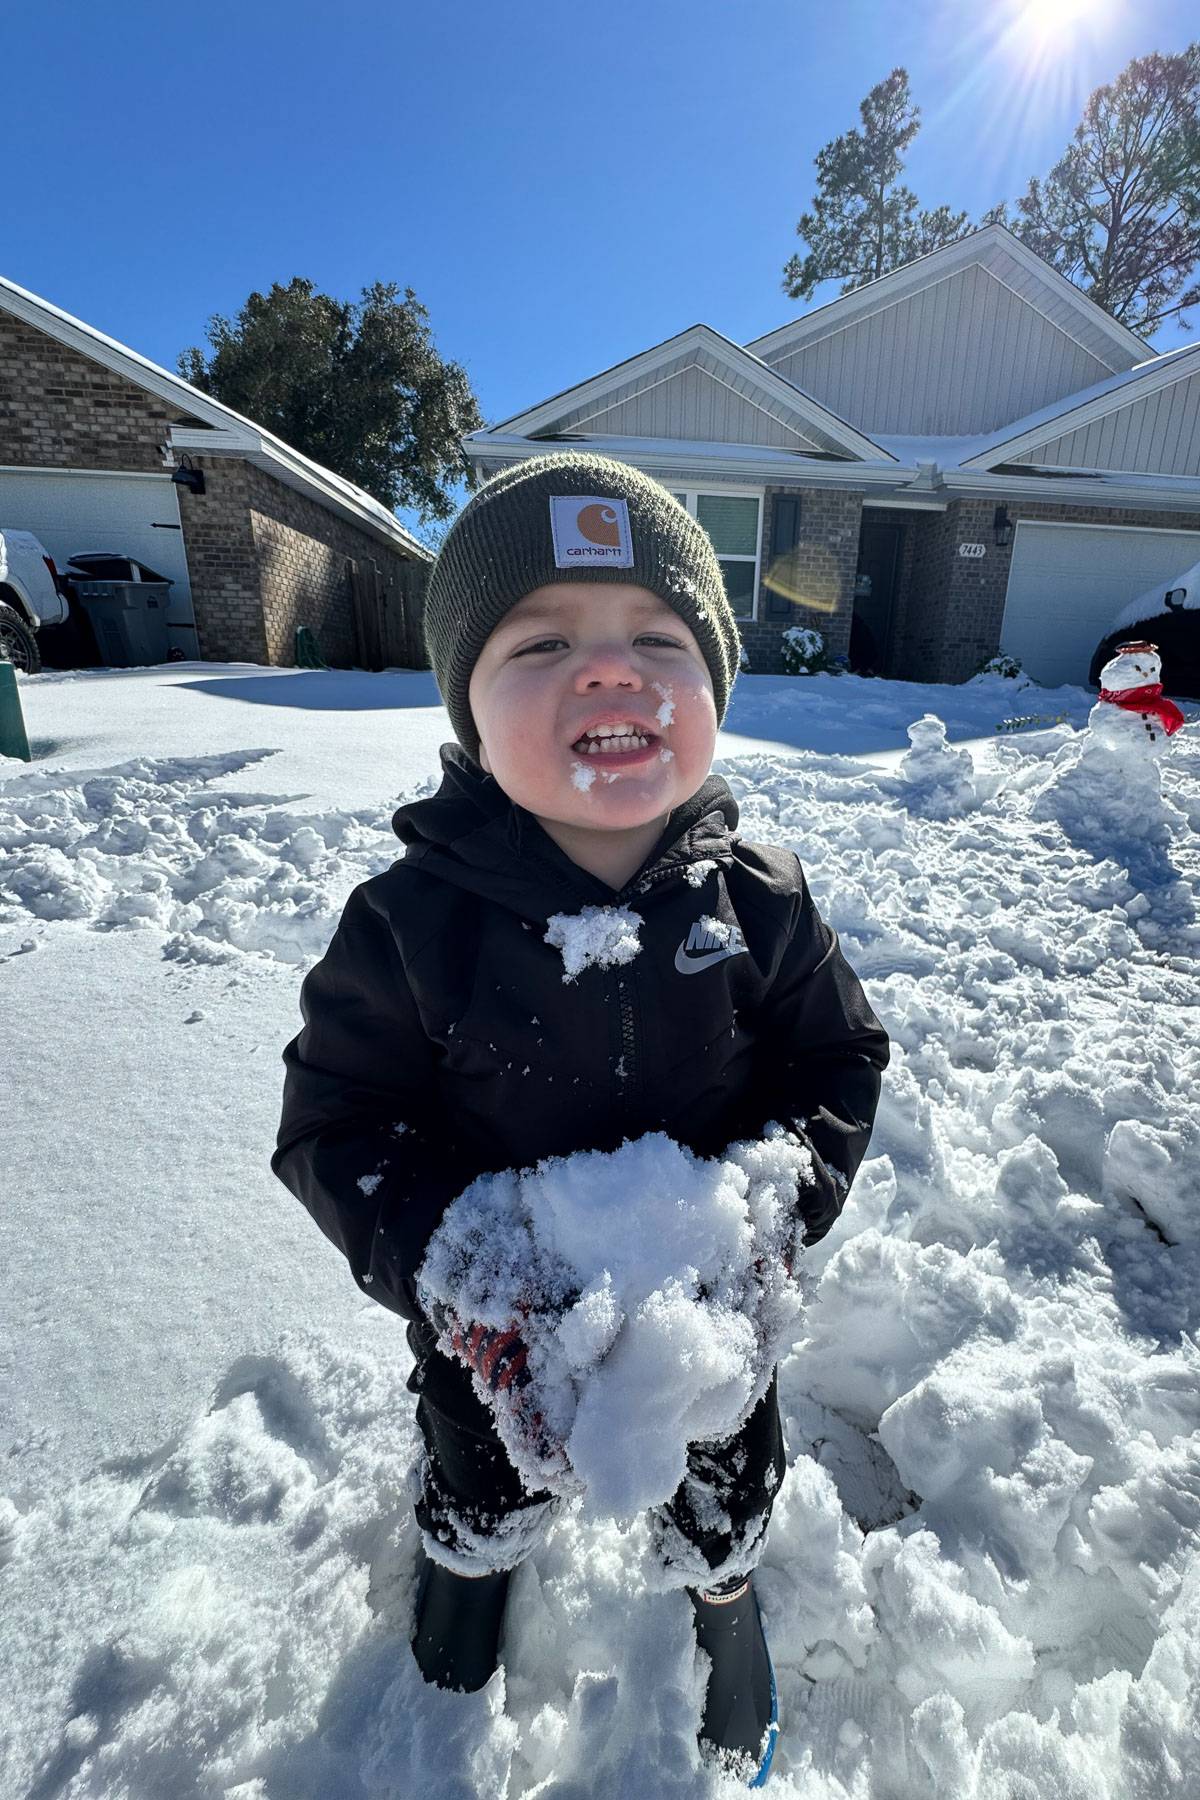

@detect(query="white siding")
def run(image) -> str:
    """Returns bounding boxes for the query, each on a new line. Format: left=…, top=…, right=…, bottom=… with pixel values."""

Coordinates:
left=554, top=349, right=845, bottom=451
left=985, top=245, right=1134, bottom=367
left=1012, top=371, right=1200, bottom=474
left=577, top=366, right=818, bottom=447
left=763, top=264, right=1115, bottom=436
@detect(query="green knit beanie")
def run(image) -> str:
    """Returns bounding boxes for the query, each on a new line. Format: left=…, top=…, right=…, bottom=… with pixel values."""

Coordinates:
left=423, top=452, right=741, bottom=762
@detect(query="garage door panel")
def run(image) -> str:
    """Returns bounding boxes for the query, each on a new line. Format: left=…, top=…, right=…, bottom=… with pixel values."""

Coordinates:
left=0, top=469, right=196, bottom=651
left=1000, top=522, right=1199, bottom=688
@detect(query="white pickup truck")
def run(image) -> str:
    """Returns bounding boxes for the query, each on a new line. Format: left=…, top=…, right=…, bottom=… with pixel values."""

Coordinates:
left=0, top=528, right=70, bottom=673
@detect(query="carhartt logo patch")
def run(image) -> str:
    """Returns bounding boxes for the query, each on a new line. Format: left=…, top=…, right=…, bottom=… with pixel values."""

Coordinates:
left=549, top=496, right=634, bottom=568
left=674, top=917, right=749, bottom=974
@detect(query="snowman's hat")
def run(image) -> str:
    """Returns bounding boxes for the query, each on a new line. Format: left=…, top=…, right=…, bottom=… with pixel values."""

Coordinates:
left=1113, top=639, right=1160, bottom=655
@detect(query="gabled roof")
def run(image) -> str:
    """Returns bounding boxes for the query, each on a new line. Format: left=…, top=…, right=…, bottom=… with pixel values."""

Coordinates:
left=745, top=222, right=1147, bottom=373
left=0, top=274, right=432, bottom=560
left=959, top=339, right=1200, bottom=469
left=483, top=322, right=895, bottom=463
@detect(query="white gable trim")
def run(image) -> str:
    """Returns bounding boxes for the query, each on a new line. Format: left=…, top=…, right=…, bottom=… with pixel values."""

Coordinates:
left=166, top=426, right=432, bottom=558
left=961, top=341, right=1200, bottom=470
left=489, top=323, right=894, bottom=463
left=762, top=259, right=1117, bottom=377
left=0, top=273, right=432, bottom=560
left=745, top=223, right=1146, bottom=369
left=568, top=359, right=824, bottom=448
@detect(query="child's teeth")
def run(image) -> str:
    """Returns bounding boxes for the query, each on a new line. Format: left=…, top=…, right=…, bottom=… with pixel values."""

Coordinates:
left=575, top=730, right=651, bottom=752
left=583, top=735, right=649, bottom=754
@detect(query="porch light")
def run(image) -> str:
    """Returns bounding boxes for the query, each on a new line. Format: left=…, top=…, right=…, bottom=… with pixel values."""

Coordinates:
left=993, top=505, right=1013, bottom=548
left=171, top=455, right=206, bottom=496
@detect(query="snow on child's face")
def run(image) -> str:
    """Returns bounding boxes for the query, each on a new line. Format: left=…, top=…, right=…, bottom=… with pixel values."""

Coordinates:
left=468, top=583, right=718, bottom=834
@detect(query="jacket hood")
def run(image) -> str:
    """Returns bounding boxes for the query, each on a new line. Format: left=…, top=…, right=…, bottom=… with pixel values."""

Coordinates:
left=392, top=743, right=740, bottom=918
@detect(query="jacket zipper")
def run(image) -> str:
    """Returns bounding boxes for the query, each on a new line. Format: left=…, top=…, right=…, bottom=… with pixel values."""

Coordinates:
left=615, top=971, right=637, bottom=1094
left=612, top=861, right=688, bottom=1097
left=625, top=862, right=684, bottom=902
left=612, top=855, right=713, bottom=1099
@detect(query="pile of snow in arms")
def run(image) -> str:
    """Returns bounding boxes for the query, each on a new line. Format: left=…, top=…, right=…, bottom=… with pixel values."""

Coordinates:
left=418, top=1130, right=811, bottom=1522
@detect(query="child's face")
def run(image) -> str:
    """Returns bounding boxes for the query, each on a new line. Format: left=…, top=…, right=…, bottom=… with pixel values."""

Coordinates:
left=468, top=583, right=719, bottom=832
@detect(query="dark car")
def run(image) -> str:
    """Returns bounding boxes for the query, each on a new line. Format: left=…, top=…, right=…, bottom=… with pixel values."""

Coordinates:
left=1088, top=565, right=1200, bottom=698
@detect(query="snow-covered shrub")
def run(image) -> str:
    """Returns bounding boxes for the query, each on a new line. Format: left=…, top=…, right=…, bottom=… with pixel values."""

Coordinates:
left=738, top=642, right=751, bottom=672
left=973, top=651, right=1023, bottom=679
left=781, top=625, right=840, bottom=676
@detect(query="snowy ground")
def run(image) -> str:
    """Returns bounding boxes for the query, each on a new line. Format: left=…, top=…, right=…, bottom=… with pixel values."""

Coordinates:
left=3, top=661, right=1199, bottom=1798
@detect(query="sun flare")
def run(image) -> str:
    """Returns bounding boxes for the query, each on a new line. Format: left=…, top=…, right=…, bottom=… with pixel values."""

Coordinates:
left=1009, top=0, right=1111, bottom=57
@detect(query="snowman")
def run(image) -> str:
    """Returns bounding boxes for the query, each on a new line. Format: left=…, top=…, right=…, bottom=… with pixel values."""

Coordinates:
left=1032, top=638, right=1189, bottom=857
left=1086, top=640, right=1186, bottom=762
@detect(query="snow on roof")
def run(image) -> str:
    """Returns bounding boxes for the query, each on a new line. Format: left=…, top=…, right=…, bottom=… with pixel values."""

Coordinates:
left=871, top=434, right=989, bottom=470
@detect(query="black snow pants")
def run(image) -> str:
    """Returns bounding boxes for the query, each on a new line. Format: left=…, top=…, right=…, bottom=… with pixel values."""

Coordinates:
left=406, top=1314, right=787, bottom=1587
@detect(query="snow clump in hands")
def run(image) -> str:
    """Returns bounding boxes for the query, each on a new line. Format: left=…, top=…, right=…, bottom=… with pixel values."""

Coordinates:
left=417, top=1128, right=812, bottom=1518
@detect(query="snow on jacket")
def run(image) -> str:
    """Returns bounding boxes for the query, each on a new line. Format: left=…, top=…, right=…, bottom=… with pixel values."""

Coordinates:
left=272, top=744, right=891, bottom=1324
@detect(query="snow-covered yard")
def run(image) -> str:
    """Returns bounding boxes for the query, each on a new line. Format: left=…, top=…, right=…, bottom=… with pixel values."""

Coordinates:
left=2, top=661, right=1199, bottom=1798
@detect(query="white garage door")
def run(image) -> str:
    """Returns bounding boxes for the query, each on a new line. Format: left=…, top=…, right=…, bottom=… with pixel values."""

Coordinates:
left=1001, top=520, right=1199, bottom=688
left=0, top=468, right=197, bottom=652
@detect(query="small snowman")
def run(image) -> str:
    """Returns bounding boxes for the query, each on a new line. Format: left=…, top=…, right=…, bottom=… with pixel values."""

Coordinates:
left=1087, top=640, right=1186, bottom=761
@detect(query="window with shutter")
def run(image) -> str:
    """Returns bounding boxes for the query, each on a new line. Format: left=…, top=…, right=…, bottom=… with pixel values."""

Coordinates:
left=662, top=487, right=763, bottom=622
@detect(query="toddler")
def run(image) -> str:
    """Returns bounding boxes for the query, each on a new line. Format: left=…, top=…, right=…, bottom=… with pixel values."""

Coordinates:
left=273, top=452, right=890, bottom=1785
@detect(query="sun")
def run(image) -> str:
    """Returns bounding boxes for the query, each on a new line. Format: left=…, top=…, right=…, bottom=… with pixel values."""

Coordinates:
left=1008, top=0, right=1112, bottom=58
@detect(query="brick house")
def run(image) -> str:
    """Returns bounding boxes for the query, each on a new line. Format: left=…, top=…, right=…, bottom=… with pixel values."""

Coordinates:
left=0, top=274, right=431, bottom=667
left=463, top=224, right=1200, bottom=687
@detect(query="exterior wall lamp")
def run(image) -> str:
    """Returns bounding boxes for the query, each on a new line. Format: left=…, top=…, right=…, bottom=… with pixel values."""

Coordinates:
left=993, top=504, right=1013, bottom=548
left=171, top=455, right=206, bottom=496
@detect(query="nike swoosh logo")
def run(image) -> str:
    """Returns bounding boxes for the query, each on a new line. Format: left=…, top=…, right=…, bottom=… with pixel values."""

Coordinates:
left=675, top=945, right=739, bottom=974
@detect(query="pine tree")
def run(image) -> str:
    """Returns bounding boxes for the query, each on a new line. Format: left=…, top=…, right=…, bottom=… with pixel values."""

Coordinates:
left=179, top=279, right=483, bottom=520
left=996, top=46, right=1200, bottom=334
left=782, top=69, right=970, bottom=301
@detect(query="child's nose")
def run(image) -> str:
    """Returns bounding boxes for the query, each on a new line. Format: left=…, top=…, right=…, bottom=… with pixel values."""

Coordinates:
left=574, top=643, right=643, bottom=689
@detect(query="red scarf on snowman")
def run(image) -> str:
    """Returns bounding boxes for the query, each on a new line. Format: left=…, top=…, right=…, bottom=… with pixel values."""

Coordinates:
left=1097, top=681, right=1186, bottom=736
left=1099, top=644, right=1187, bottom=735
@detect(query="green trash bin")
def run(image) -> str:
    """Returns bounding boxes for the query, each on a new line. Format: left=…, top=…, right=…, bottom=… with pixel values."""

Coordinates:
left=75, top=579, right=173, bottom=667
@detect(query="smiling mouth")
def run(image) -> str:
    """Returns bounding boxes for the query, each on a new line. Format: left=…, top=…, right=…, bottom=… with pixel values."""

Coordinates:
left=570, top=723, right=661, bottom=755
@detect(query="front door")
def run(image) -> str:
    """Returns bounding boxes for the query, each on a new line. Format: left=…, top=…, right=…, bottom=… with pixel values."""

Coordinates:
left=852, top=519, right=903, bottom=675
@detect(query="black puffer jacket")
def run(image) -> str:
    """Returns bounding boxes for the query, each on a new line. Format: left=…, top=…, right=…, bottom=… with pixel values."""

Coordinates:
left=272, top=745, right=891, bottom=1324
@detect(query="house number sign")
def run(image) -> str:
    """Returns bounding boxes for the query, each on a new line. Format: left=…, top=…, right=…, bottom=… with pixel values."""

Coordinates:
left=958, top=542, right=987, bottom=559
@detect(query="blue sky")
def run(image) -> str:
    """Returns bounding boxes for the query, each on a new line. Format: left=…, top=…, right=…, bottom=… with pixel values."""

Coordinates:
left=5, top=0, right=1197, bottom=486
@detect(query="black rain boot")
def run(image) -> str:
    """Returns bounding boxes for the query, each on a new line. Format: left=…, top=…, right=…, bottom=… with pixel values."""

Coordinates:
left=689, top=1572, right=779, bottom=1785
left=411, top=1546, right=514, bottom=1692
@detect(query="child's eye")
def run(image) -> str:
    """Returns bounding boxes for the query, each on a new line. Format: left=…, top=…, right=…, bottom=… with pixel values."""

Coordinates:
left=513, top=639, right=566, bottom=655
left=513, top=634, right=683, bottom=657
